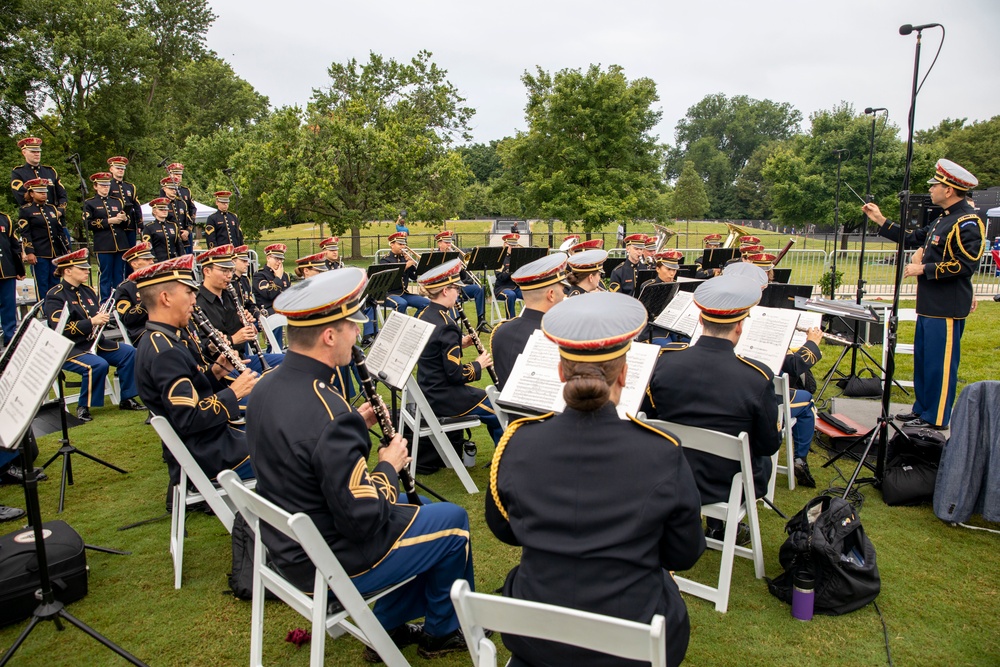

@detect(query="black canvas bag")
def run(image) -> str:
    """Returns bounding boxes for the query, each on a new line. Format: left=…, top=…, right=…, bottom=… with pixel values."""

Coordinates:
left=767, top=496, right=880, bottom=615
left=0, top=520, right=88, bottom=627
left=228, top=513, right=276, bottom=600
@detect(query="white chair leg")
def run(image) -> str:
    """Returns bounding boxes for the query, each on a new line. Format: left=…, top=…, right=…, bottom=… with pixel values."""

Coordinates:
left=171, top=485, right=185, bottom=590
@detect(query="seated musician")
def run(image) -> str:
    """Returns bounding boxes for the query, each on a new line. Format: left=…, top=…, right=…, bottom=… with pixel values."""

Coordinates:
left=133, top=255, right=256, bottom=486
left=567, top=238, right=602, bottom=255
left=490, top=253, right=568, bottom=387
left=486, top=291, right=704, bottom=667
left=114, top=242, right=156, bottom=346
left=231, top=245, right=261, bottom=316
left=492, top=233, right=522, bottom=319
left=564, top=248, right=607, bottom=297
left=380, top=232, right=430, bottom=315
left=642, top=234, right=657, bottom=263
left=434, top=230, right=489, bottom=333
left=607, top=233, right=645, bottom=295
left=694, top=233, right=724, bottom=279
left=246, top=268, right=477, bottom=661
left=196, top=245, right=283, bottom=375
left=639, top=249, right=686, bottom=346
left=44, top=249, right=144, bottom=422
left=747, top=252, right=778, bottom=282
left=294, top=251, right=329, bottom=280
left=644, top=275, right=780, bottom=542
left=416, top=259, right=504, bottom=446
left=252, top=243, right=292, bottom=338
left=320, top=236, right=343, bottom=270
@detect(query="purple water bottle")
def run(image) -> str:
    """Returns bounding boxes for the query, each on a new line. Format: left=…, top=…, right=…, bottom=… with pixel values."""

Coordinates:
left=791, top=572, right=815, bottom=621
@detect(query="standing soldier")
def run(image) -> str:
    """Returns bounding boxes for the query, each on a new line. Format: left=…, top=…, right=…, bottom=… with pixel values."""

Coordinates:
left=106, top=156, right=142, bottom=246
left=84, top=172, right=129, bottom=301
left=17, top=178, right=69, bottom=299
left=160, top=176, right=192, bottom=254
left=160, top=164, right=196, bottom=253
left=205, top=191, right=243, bottom=248
left=10, top=137, right=68, bottom=218
left=0, top=208, right=26, bottom=346
left=142, top=197, right=185, bottom=262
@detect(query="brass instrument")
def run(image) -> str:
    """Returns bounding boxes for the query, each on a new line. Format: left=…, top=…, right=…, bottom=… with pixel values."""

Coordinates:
left=651, top=224, right=675, bottom=254
left=558, top=235, right=581, bottom=252
left=87, top=296, right=116, bottom=354
left=191, top=305, right=250, bottom=372
left=400, top=245, right=422, bottom=264
left=722, top=222, right=754, bottom=249
left=448, top=241, right=484, bottom=289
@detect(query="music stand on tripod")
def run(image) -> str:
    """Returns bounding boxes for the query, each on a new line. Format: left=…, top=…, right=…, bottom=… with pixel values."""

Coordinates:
left=635, top=282, right=679, bottom=342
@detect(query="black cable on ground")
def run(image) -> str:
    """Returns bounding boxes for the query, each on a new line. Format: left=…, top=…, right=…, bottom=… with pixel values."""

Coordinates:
left=873, top=601, right=893, bottom=667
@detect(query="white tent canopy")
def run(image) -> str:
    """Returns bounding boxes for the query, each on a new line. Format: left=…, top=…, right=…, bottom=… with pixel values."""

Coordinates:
left=140, top=200, right=217, bottom=225
left=987, top=206, right=1000, bottom=218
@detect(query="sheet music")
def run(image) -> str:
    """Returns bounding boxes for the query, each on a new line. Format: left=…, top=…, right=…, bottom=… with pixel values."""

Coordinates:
left=0, top=318, right=73, bottom=449
left=733, top=306, right=798, bottom=374
left=653, top=290, right=700, bottom=336
left=790, top=312, right=823, bottom=349
left=364, top=311, right=435, bottom=390
left=497, top=331, right=659, bottom=420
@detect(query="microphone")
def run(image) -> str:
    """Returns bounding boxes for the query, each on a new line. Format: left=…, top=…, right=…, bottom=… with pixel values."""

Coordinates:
left=864, top=107, right=887, bottom=115
left=222, top=168, right=233, bottom=175
left=157, top=157, right=170, bottom=168
left=899, top=23, right=941, bottom=35
left=832, top=149, right=849, bottom=156
left=64, top=153, right=80, bottom=164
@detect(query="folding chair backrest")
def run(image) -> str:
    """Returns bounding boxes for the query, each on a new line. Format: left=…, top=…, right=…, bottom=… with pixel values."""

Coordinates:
left=259, top=312, right=287, bottom=352
left=772, top=373, right=795, bottom=492
left=219, top=469, right=295, bottom=542
left=150, top=415, right=235, bottom=531
left=484, top=384, right=508, bottom=430
left=450, top=580, right=667, bottom=667
left=112, top=307, right=133, bottom=347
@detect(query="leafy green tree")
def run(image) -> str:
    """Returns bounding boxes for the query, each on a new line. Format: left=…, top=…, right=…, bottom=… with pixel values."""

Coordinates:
left=498, top=64, right=666, bottom=231
left=914, top=117, right=967, bottom=145
left=671, top=160, right=710, bottom=220
left=938, top=116, right=1000, bottom=187
left=459, top=141, right=502, bottom=184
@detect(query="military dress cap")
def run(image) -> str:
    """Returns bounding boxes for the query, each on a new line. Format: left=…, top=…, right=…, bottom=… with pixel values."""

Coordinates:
left=513, top=252, right=570, bottom=290
left=417, top=258, right=465, bottom=289
left=569, top=238, right=603, bottom=253
left=213, top=190, right=232, bottom=202
left=274, top=266, right=368, bottom=326
left=129, top=254, right=199, bottom=290
left=90, top=172, right=112, bottom=186
left=107, top=156, right=129, bottom=168
left=54, top=248, right=91, bottom=272
left=166, top=163, right=185, bottom=174
left=562, top=234, right=581, bottom=245
left=160, top=175, right=180, bottom=189
left=197, top=244, right=236, bottom=269
left=748, top=252, right=777, bottom=270
left=295, top=252, right=329, bottom=272
left=23, top=178, right=50, bottom=192
left=927, top=158, right=978, bottom=191
left=654, top=249, right=683, bottom=270
left=123, top=242, right=155, bottom=263
left=739, top=235, right=761, bottom=245
left=502, top=233, right=520, bottom=245
left=233, top=245, right=250, bottom=260
left=723, top=261, right=768, bottom=288
left=17, top=137, right=42, bottom=150
left=567, top=249, right=608, bottom=274
left=264, top=243, right=287, bottom=258
left=149, top=197, right=171, bottom=209
left=542, top=291, right=647, bottom=363
left=740, top=244, right=764, bottom=256
left=703, top=233, right=723, bottom=245
left=434, top=230, right=455, bottom=242
left=388, top=231, right=409, bottom=245
left=693, top=274, right=761, bottom=324
left=644, top=236, right=658, bottom=250
left=623, top=233, right=647, bottom=247
left=319, top=236, right=340, bottom=249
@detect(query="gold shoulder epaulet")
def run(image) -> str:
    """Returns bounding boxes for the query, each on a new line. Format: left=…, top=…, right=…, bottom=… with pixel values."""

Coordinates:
left=489, top=412, right=552, bottom=520
left=312, top=378, right=349, bottom=420
left=627, top=414, right=681, bottom=446
left=736, top=355, right=771, bottom=380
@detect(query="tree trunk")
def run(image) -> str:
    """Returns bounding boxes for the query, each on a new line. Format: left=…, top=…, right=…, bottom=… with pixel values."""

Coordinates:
left=350, top=224, right=362, bottom=259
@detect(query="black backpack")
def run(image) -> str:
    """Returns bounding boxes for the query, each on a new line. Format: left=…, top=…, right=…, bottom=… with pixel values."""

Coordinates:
left=767, top=496, right=881, bottom=615
left=228, top=513, right=276, bottom=600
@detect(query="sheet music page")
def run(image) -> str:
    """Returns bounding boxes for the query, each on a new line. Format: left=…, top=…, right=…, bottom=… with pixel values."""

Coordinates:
left=616, top=341, right=659, bottom=419
left=365, top=311, right=435, bottom=390
left=733, top=306, right=798, bottom=374
left=0, top=319, right=73, bottom=449
left=497, top=331, right=565, bottom=414
left=790, top=312, right=823, bottom=348
left=653, top=290, right=696, bottom=332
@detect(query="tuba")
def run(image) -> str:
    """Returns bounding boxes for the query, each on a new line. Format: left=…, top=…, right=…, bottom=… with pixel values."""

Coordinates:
left=722, top=222, right=754, bottom=249
left=651, top=224, right=675, bottom=254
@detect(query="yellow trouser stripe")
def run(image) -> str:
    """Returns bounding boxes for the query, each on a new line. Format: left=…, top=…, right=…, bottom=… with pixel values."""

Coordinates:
left=395, top=528, right=469, bottom=549
left=936, top=318, right=954, bottom=425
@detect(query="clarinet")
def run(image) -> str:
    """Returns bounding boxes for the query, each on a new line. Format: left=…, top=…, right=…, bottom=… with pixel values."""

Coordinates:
left=226, top=282, right=270, bottom=371
left=454, top=296, right=499, bottom=386
left=351, top=345, right=422, bottom=506
left=190, top=305, right=249, bottom=373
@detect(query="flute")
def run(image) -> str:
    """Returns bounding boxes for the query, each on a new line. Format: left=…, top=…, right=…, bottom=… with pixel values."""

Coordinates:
left=191, top=305, right=249, bottom=373
left=794, top=325, right=860, bottom=347
left=350, top=345, right=421, bottom=506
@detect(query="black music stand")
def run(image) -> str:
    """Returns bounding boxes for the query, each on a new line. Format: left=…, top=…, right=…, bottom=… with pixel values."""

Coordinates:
left=700, top=248, right=737, bottom=271
left=636, top=283, right=680, bottom=342
left=677, top=264, right=699, bottom=279
left=416, top=251, right=459, bottom=273
left=361, top=267, right=403, bottom=341
left=509, top=247, right=548, bottom=273
left=602, top=256, right=626, bottom=277
left=466, top=246, right=504, bottom=273
left=760, top=284, right=812, bottom=310
left=771, top=268, right=792, bottom=284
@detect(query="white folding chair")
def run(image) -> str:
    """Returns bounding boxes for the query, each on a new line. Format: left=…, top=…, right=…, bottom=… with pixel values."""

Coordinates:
left=486, top=274, right=504, bottom=324
left=643, top=419, right=765, bottom=613
left=112, top=307, right=134, bottom=347
left=882, top=307, right=917, bottom=388
left=259, top=312, right=287, bottom=352
left=772, top=373, right=797, bottom=492
left=485, top=384, right=509, bottom=430
left=150, top=415, right=256, bottom=589
left=218, top=470, right=413, bottom=667
left=398, top=375, right=480, bottom=493
left=449, top=580, right=667, bottom=667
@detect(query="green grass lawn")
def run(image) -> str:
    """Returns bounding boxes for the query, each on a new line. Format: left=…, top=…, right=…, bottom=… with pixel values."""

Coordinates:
left=1, top=301, right=998, bottom=666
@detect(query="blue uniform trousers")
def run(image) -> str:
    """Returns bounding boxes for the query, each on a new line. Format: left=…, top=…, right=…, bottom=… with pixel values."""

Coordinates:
left=97, top=252, right=126, bottom=302
left=913, top=316, right=964, bottom=427
left=386, top=293, right=430, bottom=315
left=352, top=501, right=474, bottom=637
left=462, top=283, right=486, bottom=321
left=1, top=277, right=16, bottom=345
left=33, top=258, right=57, bottom=301
left=124, top=230, right=137, bottom=247
left=243, top=350, right=284, bottom=376
left=789, top=389, right=816, bottom=459
left=465, top=402, right=504, bottom=446
left=497, top=287, right=522, bottom=319
left=62, top=344, right=138, bottom=408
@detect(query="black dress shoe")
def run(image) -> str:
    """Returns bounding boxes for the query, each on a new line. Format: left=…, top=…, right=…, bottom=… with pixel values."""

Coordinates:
left=362, top=623, right=424, bottom=663
left=476, top=320, right=493, bottom=334
left=794, top=458, right=817, bottom=488
left=119, top=397, right=145, bottom=411
left=76, top=406, right=93, bottom=422
left=0, top=505, right=26, bottom=522
left=903, top=417, right=948, bottom=431
left=895, top=411, right=919, bottom=422
left=993, top=294, right=1000, bottom=302
left=418, top=629, right=472, bottom=659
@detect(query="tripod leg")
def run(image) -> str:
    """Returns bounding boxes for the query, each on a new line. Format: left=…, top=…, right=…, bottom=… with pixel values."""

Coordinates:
left=0, top=615, right=43, bottom=666
left=70, top=449, right=129, bottom=474
left=413, top=479, right=451, bottom=504
left=816, top=344, right=851, bottom=406
left=118, top=512, right=171, bottom=531
left=85, top=544, right=131, bottom=555
left=57, top=609, right=149, bottom=667
left=41, top=449, right=62, bottom=470
left=841, top=422, right=883, bottom=499
left=58, top=452, right=70, bottom=514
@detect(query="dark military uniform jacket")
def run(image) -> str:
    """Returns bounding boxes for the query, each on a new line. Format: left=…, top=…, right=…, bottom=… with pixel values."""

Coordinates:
left=645, top=336, right=780, bottom=504
left=204, top=211, right=243, bottom=248
left=608, top=258, right=640, bottom=295
left=252, top=265, right=290, bottom=311
left=142, top=219, right=185, bottom=262
left=232, top=273, right=260, bottom=318
left=564, top=284, right=587, bottom=298
left=165, top=197, right=192, bottom=239
left=160, top=184, right=196, bottom=223
left=325, top=258, right=344, bottom=271
left=107, top=178, right=141, bottom=234
left=486, top=405, right=705, bottom=667
left=0, top=213, right=25, bottom=279
left=489, top=308, right=543, bottom=389
left=246, top=351, right=417, bottom=590
left=782, top=339, right=821, bottom=393
left=878, top=200, right=985, bottom=318
left=18, top=203, right=68, bottom=259
left=114, top=280, right=147, bottom=345
left=84, top=195, right=129, bottom=254
left=492, top=249, right=516, bottom=297
left=11, top=163, right=68, bottom=209
left=416, top=302, right=486, bottom=417
left=378, top=252, right=417, bottom=296
left=137, top=321, right=248, bottom=485
left=43, top=280, right=119, bottom=357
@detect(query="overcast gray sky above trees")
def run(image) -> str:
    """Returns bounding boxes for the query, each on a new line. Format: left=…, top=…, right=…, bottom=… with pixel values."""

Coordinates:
left=206, top=0, right=998, bottom=144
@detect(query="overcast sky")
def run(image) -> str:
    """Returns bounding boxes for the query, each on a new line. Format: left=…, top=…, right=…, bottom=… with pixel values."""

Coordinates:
left=206, top=0, right=999, bottom=146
